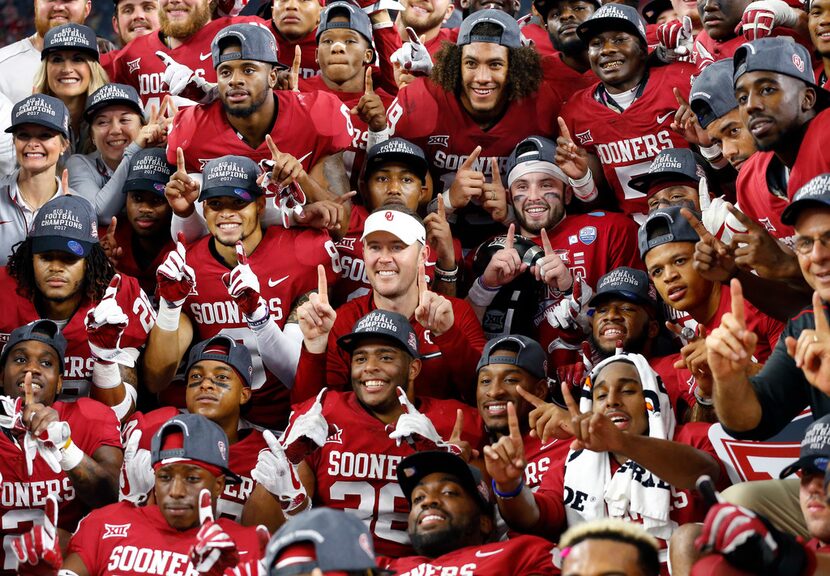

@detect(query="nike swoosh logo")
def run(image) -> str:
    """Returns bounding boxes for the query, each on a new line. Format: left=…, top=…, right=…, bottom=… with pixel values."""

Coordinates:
left=268, top=275, right=290, bottom=288
left=656, top=111, right=674, bottom=124
left=199, top=52, right=211, bottom=61
left=475, top=548, right=503, bottom=558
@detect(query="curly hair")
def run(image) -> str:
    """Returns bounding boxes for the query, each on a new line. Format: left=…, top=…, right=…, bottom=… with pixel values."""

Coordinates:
left=431, top=23, right=542, bottom=101
left=8, top=239, right=115, bottom=303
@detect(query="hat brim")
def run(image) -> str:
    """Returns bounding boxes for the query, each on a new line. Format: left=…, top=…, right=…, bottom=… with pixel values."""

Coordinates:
left=5, top=119, right=68, bottom=140
left=577, top=16, right=645, bottom=43
left=779, top=455, right=830, bottom=479
left=397, top=451, right=491, bottom=512
left=125, top=178, right=169, bottom=196
left=336, top=331, right=419, bottom=358
left=781, top=198, right=830, bottom=226
left=628, top=172, right=698, bottom=194
left=84, top=97, right=143, bottom=122
left=365, top=151, right=429, bottom=183
left=31, top=235, right=92, bottom=258
left=42, top=45, right=99, bottom=62
left=589, top=289, right=654, bottom=308
left=198, top=186, right=262, bottom=202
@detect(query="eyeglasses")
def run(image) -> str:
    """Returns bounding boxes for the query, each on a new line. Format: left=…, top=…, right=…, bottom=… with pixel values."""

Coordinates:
left=793, top=230, right=830, bottom=255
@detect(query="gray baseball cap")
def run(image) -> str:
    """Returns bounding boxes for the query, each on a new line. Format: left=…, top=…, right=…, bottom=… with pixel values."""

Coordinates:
left=31, top=196, right=99, bottom=258
left=638, top=205, right=700, bottom=258
left=589, top=266, right=655, bottom=308
left=338, top=310, right=420, bottom=358
left=365, top=138, right=429, bottom=182
left=577, top=2, right=647, bottom=45
left=628, top=148, right=706, bottom=195
left=476, top=335, right=547, bottom=380
left=780, top=414, right=830, bottom=478
left=151, top=413, right=241, bottom=483
left=199, top=155, right=263, bottom=202
left=5, top=94, right=70, bottom=139
left=0, top=320, right=67, bottom=372
left=125, top=148, right=175, bottom=196
left=781, top=173, right=830, bottom=225
left=458, top=9, right=522, bottom=49
left=690, top=59, right=739, bottom=129
left=42, top=23, right=99, bottom=61
left=505, top=135, right=568, bottom=186
left=317, top=1, right=374, bottom=46
left=398, top=451, right=493, bottom=513
left=211, top=23, right=280, bottom=69
left=186, top=335, right=255, bottom=388
left=84, top=83, right=144, bottom=122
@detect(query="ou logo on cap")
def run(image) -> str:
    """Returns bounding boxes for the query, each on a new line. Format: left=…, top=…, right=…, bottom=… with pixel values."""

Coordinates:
left=385, top=211, right=394, bottom=221
left=793, top=53, right=805, bottom=73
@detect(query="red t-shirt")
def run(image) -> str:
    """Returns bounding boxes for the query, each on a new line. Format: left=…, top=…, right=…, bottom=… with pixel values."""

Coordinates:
left=788, top=107, right=830, bottom=201
left=735, top=151, right=795, bottom=245
left=423, top=28, right=459, bottom=57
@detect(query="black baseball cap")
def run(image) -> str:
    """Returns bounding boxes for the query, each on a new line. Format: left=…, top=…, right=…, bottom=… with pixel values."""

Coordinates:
left=398, top=451, right=493, bottom=513
left=211, top=22, right=281, bottom=69
left=31, top=196, right=99, bottom=259
left=0, top=320, right=67, bottom=372
left=458, top=9, right=522, bottom=49
left=476, top=335, right=547, bottom=380
left=364, top=138, right=429, bottom=183
left=337, top=309, right=420, bottom=358
left=577, top=2, right=648, bottom=45
left=638, top=0, right=671, bottom=24
left=42, top=23, right=99, bottom=61
left=317, top=1, right=374, bottom=46
left=589, top=266, right=655, bottom=308
left=264, top=508, right=390, bottom=576
left=84, top=83, right=143, bottom=122
left=690, top=59, right=739, bottom=129
left=638, top=205, right=700, bottom=259
left=534, top=0, right=599, bottom=20
left=782, top=173, right=830, bottom=225
left=199, top=155, right=263, bottom=202
left=125, top=148, right=175, bottom=196
left=628, top=149, right=705, bottom=195
left=151, top=413, right=241, bottom=483
left=5, top=94, right=70, bottom=139
left=186, top=335, right=255, bottom=388
left=780, top=414, right=830, bottom=478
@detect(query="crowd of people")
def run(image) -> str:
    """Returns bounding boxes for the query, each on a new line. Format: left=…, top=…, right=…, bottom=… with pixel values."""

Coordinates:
left=1, top=0, right=830, bottom=574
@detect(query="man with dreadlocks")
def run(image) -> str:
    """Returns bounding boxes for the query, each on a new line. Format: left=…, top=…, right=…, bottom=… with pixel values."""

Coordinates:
left=0, top=196, right=155, bottom=422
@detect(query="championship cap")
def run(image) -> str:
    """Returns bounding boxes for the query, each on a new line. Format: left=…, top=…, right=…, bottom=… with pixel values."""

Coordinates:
left=186, top=335, right=255, bottom=388
left=476, top=334, right=547, bottom=380
left=42, top=23, right=99, bottom=61
left=199, top=155, right=263, bottom=202
left=317, top=1, right=374, bottom=46
left=398, top=451, right=493, bottom=512
left=337, top=309, right=420, bottom=358
left=84, top=83, right=143, bottom=122
left=211, top=22, right=280, bottom=69
left=458, top=9, right=522, bottom=49
left=690, top=59, right=739, bottom=129
left=780, top=414, right=830, bottom=478
left=361, top=208, right=426, bottom=246
left=125, top=148, right=176, bottom=196
left=628, top=148, right=705, bottom=195
left=505, top=135, right=568, bottom=188
left=364, top=138, right=429, bottom=182
left=637, top=205, right=700, bottom=258
left=151, top=413, right=241, bottom=483
left=263, top=508, right=390, bottom=576
left=734, top=37, right=830, bottom=108
left=577, top=3, right=648, bottom=45
left=31, top=196, right=99, bottom=259
left=638, top=0, right=672, bottom=24
left=588, top=266, right=656, bottom=308
left=534, top=0, right=599, bottom=20
left=0, top=320, right=67, bottom=371
left=5, top=94, right=70, bottom=139
left=781, top=173, right=830, bottom=225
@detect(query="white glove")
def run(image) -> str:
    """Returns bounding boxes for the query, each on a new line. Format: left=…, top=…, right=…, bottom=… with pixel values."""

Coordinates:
left=224, top=243, right=268, bottom=327
left=544, top=276, right=593, bottom=331
left=24, top=421, right=73, bottom=475
left=702, top=198, right=747, bottom=245
left=0, top=395, right=23, bottom=431
left=251, top=431, right=307, bottom=513
left=361, top=0, right=404, bottom=14
left=388, top=387, right=447, bottom=449
left=281, top=388, right=329, bottom=465
left=155, top=51, right=209, bottom=96
left=119, top=429, right=153, bottom=504
left=85, top=275, right=135, bottom=367
left=391, top=27, right=433, bottom=76
left=741, top=0, right=800, bottom=41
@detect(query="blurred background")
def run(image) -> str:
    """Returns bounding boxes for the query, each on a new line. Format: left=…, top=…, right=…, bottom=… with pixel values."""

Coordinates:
left=1, top=0, right=117, bottom=46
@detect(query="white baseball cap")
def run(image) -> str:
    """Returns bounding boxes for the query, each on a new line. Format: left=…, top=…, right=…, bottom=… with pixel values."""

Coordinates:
left=361, top=209, right=426, bottom=246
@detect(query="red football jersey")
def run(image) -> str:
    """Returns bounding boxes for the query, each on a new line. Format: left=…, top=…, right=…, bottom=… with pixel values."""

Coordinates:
left=182, top=226, right=340, bottom=429
left=125, top=407, right=267, bottom=522
left=0, top=399, right=121, bottom=574
left=167, top=89, right=354, bottom=173
left=520, top=20, right=555, bottom=56
left=0, top=270, right=155, bottom=400
left=422, top=28, right=459, bottom=57
left=108, top=16, right=263, bottom=110
left=650, top=353, right=697, bottom=420
left=297, top=391, right=486, bottom=557
left=694, top=27, right=809, bottom=72
left=67, top=501, right=263, bottom=575
left=560, top=63, right=696, bottom=218
left=379, top=535, right=557, bottom=575
left=541, top=53, right=598, bottom=100
left=113, top=223, right=175, bottom=303
left=735, top=151, right=795, bottom=246
left=788, top=107, right=830, bottom=200
left=523, top=433, right=570, bottom=491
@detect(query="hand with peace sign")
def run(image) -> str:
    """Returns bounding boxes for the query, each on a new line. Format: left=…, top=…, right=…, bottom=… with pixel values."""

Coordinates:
left=786, top=292, right=830, bottom=395
left=189, top=489, right=240, bottom=576
left=414, top=262, right=454, bottom=337
left=165, top=147, right=200, bottom=218
left=726, top=204, right=801, bottom=281
left=483, top=402, right=526, bottom=493
left=517, top=385, right=573, bottom=444
left=99, top=216, right=123, bottom=269
left=297, top=265, right=338, bottom=354
left=12, top=494, right=62, bottom=574
left=350, top=68, right=387, bottom=132
left=554, top=117, right=589, bottom=182
left=706, top=278, right=758, bottom=385
left=265, top=134, right=306, bottom=189
left=481, top=157, right=509, bottom=223
left=681, top=207, right=737, bottom=283
left=561, top=380, right=626, bottom=454
left=389, top=386, right=452, bottom=449
left=424, top=197, right=456, bottom=273
left=481, top=224, right=528, bottom=289
left=447, top=146, right=485, bottom=210
left=134, top=98, right=172, bottom=149
left=670, top=88, right=711, bottom=147
left=532, top=228, right=573, bottom=292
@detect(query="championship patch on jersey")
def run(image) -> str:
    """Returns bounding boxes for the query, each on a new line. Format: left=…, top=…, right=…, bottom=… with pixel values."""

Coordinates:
left=103, top=523, right=131, bottom=539
left=578, top=226, right=597, bottom=245
left=427, top=135, right=450, bottom=148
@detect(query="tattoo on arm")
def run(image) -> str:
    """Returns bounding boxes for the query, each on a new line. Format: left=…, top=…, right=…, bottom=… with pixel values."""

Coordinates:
left=287, top=291, right=314, bottom=324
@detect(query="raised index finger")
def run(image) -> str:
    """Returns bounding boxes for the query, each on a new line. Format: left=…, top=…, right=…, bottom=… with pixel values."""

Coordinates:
left=540, top=227, right=553, bottom=256
left=505, top=223, right=515, bottom=252
left=561, top=380, right=582, bottom=418
left=23, top=372, right=33, bottom=406
left=317, top=264, right=328, bottom=304
left=814, top=290, right=829, bottom=335
left=516, top=384, right=545, bottom=408
left=679, top=207, right=715, bottom=244
left=176, top=147, right=186, bottom=173
left=418, top=262, right=427, bottom=298
left=490, top=156, right=502, bottom=185
left=673, top=87, right=689, bottom=108
left=507, top=401, right=522, bottom=440
left=405, top=26, right=421, bottom=45
left=364, top=67, right=374, bottom=94
left=265, top=134, right=280, bottom=158
left=557, top=116, right=572, bottom=142
left=460, top=146, right=482, bottom=171
left=730, top=277, right=746, bottom=328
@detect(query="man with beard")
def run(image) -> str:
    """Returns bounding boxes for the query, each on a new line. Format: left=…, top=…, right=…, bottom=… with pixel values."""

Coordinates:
left=0, top=0, right=91, bottom=104
left=112, top=0, right=160, bottom=47
left=377, top=451, right=556, bottom=574
left=535, top=0, right=599, bottom=98
left=397, top=0, right=458, bottom=56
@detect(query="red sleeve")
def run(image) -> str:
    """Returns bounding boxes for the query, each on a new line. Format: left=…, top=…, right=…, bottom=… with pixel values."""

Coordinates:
left=371, top=25, right=402, bottom=96
left=100, top=48, right=120, bottom=81
left=608, top=216, right=645, bottom=271
left=116, top=275, right=156, bottom=349
left=302, top=91, right=354, bottom=156
left=324, top=315, right=352, bottom=394
left=532, top=453, right=568, bottom=539
left=166, top=105, right=201, bottom=171
left=430, top=298, right=486, bottom=402
left=674, top=423, right=730, bottom=491
left=66, top=510, right=103, bottom=573
left=292, top=347, right=327, bottom=404
left=70, top=399, right=123, bottom=455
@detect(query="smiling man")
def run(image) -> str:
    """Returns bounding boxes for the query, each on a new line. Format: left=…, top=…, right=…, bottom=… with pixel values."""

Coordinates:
left=112, top=0, right=160, bottom=46
left=398, top=0, right=458, bottom=55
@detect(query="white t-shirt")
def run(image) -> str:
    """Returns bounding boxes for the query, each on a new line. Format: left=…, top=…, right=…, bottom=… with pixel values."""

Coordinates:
left=0, top=37, right=40, bottom=105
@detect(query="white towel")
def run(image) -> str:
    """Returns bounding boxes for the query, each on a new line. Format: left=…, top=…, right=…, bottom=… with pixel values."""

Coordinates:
left=563, top=352, right=677, bottom=541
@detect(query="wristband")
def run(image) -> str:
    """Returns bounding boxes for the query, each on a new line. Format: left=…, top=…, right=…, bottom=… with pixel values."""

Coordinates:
left=111, top=384, right=137, bottom=421
left=492, top=478, right=524, bottom=499
left=693, top=385, right=714, bottom=406
left=435, top=265, right=459, bottom=283
left=372, top=20, right=394, bottom=29
left=92, top=360, right=122, bottom=390
left=155, top=299, right=182, bottom=331
left=366, top=126, right=390, bottom=151
left=467, top=276, right=499, bottom=307
left=60, top=439, right=85, bottom=471
left=441, top=190, right=454, bottom=212
left=568, top=171, right=598, bottom=202
left=246, top=299, right=271, bottom=331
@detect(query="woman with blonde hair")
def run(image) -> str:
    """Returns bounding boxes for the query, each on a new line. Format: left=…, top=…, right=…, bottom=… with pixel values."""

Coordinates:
left=32, top=23, right=109, bottom=154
